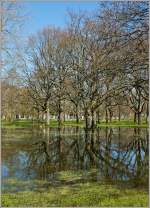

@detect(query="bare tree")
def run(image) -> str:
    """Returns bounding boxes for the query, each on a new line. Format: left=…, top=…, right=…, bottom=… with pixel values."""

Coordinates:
left=5, top=2, right=147, bottom=127
left=0, top=0, right=25, bottom=76
left=25, top=29, right=58, bottom=124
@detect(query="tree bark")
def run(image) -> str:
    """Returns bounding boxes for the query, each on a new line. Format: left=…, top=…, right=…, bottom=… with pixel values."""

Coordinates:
left=91, top=110, right=96, bottom=129
left=137, top=112, right=141, bottom=125
left=85, top=112, right=89, bottom=129
left=96, top=110, right=100, bottom=123
left=84, top=109, right=97, bottom=129
left=108, top=109, right=113, bottom=122
left=46, top=108, right=50, bottom=125
left=134, top=112, right=137, bottom=124
left=118, top=105, right=121, bottom=122
left=58, top=103, right=62, bottom=126
left=58, top=110, right=62, bottom=126
left=146, top=102, right=149, bottom=124
left=105, top=108, right=108, bottom=123
left=63, top=113, right=65, bottom=122
left=84, top=110, right=91, bottom=129
left=37, top=110, right=40, bottom=122
left=75, top=104, right=79, bottom=123
left=76, top=112, right=79, bottom=123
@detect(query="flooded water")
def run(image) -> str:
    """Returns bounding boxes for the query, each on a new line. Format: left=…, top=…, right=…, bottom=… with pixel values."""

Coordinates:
left=2, top=127, right=149, bottom=193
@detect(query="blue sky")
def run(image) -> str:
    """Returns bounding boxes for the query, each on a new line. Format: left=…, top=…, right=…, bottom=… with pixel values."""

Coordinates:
left=22, top=2, right=99, bottom=37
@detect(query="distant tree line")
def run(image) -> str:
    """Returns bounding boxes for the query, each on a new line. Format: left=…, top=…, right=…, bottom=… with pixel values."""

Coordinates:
left=1, top=2, right=149, bottom=128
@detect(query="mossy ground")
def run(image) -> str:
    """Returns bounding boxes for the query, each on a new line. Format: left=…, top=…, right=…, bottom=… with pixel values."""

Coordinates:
left=1, top=119, right=148, bottom=128
left=2, top=171, right=148, bottom=207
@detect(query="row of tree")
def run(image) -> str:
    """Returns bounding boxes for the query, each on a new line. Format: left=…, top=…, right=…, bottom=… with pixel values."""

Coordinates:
left=1, top=2, right=149, bottom=128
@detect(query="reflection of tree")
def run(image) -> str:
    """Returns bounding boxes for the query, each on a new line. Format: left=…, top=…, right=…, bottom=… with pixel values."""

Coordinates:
left=79, top=127, right=148, bottom=182
left=27, top=141, right=51, bottom=180
left=121, top=128, right=148, bottom=182
left=26, top=127, right=148, bottom=184
left=83, top=128, right=131, bottom=180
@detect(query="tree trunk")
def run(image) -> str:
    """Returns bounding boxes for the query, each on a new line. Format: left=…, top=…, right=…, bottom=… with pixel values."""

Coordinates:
left=109, top=109, right=113, bottom=122
left=63, top=113, right=65, bottom=122
left=118, top=105, right=121, bottom=122
left=37, top=110, right=40, bottom=122
left=84, top=109, right=97, bottom=129
left=105, top=108, right=108, bottom=123
left=58, top=128, right=62, bottom=170
left=96, top=110, right=100, bottom=124
left=46, top=127, right=50, bottom=143
left=85, top=112, right=89, bottom=129
left=58, top=110, right=62, bottom=126
left=84, top=110, right=91, bottom=129
left=91, top=110, right=96, bottom=129
left=76, top=112, right=79, bottom=123
left=42, top=111, right=45, bottom=121
left=146, top=102, right=149, bottom=124
left=75, top=105, right=79, bottom=123
left=46, top=108, right=50, bottom=125
left=58, top=102, right=62, bottom=126
left=137, top=112, right=141, bottom=125
left=134, top=112, right=137, bottom=124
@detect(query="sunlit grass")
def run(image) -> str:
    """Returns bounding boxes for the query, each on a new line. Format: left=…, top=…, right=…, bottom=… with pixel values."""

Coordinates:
left=2, top=170, right=148, bottom=207
left=2, top=181, right=148, bottom=207
left=58, top=170, right=83, bottom=181
left=97, top=120, right=148, bottom=128
left=1, top=119, right=148, bottom=128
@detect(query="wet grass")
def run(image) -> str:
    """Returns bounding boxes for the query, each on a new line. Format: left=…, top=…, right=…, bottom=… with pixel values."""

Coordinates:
left=2, top=181, right=148, bottom=207
left=2, top=170, right=148, bottom=207
left=1, top=119, right=148, bottom=128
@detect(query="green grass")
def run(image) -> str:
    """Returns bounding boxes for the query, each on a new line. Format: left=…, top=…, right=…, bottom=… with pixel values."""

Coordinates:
left=2, top=170, right=148, bottom=207
left=1, top=119, right=46, bottom=129
left=2, top=181, right=148, bottom=207
left=97, top=120, right=148, bottom=128
left=1, top=119, right=84, bottom=128
left=1, top=119, right=148, bottom=128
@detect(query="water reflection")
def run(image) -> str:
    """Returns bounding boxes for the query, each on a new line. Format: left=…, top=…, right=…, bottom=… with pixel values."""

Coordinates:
left=2, top=127, right=148, bottom=190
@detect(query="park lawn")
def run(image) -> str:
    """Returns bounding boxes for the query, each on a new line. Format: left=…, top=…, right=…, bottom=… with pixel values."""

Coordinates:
left=2, top=181, right=148, bottom=207
left=1, top=119, right=148, bottom=128
left=1, top=119, right=43, bottom=129
left=97, top=120, right=148, bottom=128
left=2, top=170, right=148, bottom=207
left=1, top=119, right=84, bottom=128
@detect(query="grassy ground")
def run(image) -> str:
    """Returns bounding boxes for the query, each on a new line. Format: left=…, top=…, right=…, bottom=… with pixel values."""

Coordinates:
left=1, top=119, right=148, bottom=128
left=97, top=120, right=148, bottom=128
left=2, top=170, right=148, bottom=207
left=1, top=119, right=84, bottom=129
left=2, top=183, right=148, bottom=207
left=1, top=119, right=46, bottom=129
